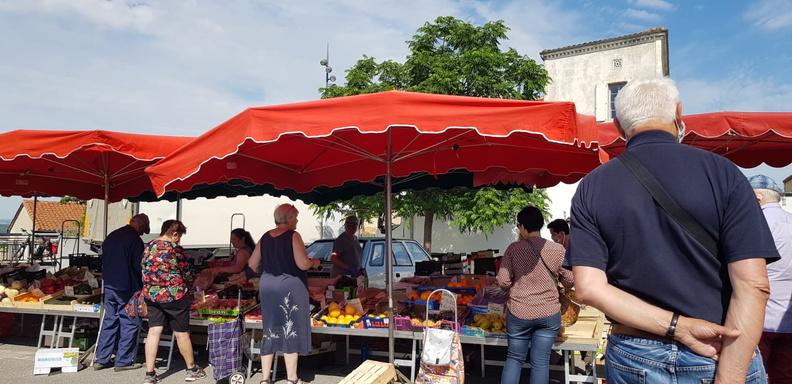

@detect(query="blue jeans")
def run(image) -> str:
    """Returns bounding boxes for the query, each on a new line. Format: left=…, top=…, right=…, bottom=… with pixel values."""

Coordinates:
left=501, top=310, right=560, bottom=384
left=606, top=333, right=767, bottom=383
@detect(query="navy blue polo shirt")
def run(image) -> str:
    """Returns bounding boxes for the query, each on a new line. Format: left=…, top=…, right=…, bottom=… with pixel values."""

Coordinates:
left=567, top=130, right=779, bottom=324
left=101, top=225, right=145, bottom=292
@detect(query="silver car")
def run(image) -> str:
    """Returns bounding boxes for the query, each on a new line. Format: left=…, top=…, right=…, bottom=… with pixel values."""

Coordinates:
left=306, top=237, right=432, bottom=288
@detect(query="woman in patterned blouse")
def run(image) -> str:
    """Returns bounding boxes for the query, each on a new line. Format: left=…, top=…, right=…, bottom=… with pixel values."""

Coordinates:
left=497, top=206, right=574, bottom=384
left=141, top=220, right=206, bottom=383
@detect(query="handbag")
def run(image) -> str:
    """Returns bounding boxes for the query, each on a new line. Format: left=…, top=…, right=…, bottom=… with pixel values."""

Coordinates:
left=617, top=152, right=718, bottom=256
left=124, top=289, right=148, bottom=318
left=529, top=240, right=581, bottom=326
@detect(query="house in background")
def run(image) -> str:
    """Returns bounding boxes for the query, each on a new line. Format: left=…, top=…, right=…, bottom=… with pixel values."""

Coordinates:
left=541, top=27, right=669, bottom=122
left=8, top=200, right=85, bottom=235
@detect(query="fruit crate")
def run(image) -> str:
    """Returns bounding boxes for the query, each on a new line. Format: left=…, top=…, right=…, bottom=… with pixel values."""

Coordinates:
left=393, top=315, right=414, bottom=331
left=13, top=292, right=49, bottom=309
left=1, top=270, right=24, bottom=284
left=361, top=315, right=389, bottom=329
left=312, top=307, right=367, bottom=328
left=42, top=294, right=76, bottom=311
left=24, top=270, right=47, bottom=282
left=72, top=294, right=102, bottom=313
left=197, top=297, right=257, bottom=319
left=216, top=285, right=259, bottom=301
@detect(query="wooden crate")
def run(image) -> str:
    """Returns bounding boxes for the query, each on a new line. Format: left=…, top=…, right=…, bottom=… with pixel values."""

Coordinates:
left=338, top=360, right=396, bottom=384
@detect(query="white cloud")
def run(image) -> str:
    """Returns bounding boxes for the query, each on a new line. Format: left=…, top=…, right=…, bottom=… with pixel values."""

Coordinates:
left=0, top=0, right=589, bottom=138
left=623, top=8, right=662, bottom=22
left=744, top=0, right=792, bottom=30
left=678, top=73, right=792, bottom=114
left=628, top=0, right=674, bottom=11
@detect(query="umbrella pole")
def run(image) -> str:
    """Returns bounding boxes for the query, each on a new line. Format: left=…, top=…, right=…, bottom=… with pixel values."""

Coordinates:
left=31, top=195, right=38, bottom=261
left=386, top=132, right=395, bottom=364
left=103, top=176, right=109, bottom=240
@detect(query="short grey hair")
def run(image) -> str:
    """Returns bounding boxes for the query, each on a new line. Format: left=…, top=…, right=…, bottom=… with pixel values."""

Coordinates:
left=755, top=188, right=782, bottom=203
left=615, top=77, right=680, bottom=138
left=273, top=203, right=299, bottom=224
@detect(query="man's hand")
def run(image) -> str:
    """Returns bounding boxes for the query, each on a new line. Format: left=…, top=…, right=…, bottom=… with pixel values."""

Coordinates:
left=675, top=316, right=740, bottom=360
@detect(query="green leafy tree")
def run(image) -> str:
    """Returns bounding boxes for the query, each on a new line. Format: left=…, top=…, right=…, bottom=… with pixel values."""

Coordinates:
left=59, top=196, right=86, bottom=204
left=315, top=16, right=551, bottom=251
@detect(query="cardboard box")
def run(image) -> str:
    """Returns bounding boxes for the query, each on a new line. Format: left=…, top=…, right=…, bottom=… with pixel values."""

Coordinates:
left=33, top=348, right=79, bottom=374
left=476, top=250, right=495, bottom=258
left=42, top=335, right=71, bottom=348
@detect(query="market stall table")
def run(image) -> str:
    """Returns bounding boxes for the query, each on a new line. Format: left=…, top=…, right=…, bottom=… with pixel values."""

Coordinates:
left=1, top=305, right=603, bottom=384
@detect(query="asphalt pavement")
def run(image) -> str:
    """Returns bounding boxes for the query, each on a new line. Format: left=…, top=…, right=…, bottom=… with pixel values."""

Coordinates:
left=0, top=312, right=584, bottom=383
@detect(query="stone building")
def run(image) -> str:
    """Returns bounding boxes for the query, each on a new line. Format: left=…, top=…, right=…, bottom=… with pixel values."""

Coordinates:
left=540, top=27, right=669, bottom=122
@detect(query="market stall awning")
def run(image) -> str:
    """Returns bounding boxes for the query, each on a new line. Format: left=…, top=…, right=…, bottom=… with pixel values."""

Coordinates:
left=146, top=90, right=602, bottom=197
left=598, top=112, right=792, bottom=167
left=0, top=130, right=192, bottom=202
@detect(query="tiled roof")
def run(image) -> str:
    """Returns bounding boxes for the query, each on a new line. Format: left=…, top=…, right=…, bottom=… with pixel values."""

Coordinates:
left=21, top=200, right=85, bottom=232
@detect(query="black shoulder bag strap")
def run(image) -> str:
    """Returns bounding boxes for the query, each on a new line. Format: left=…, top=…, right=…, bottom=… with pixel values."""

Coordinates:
left=617, top=151, right=718, bottom=257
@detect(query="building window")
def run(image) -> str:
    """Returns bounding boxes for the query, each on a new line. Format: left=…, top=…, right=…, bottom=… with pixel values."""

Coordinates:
left=612, top=58, right=622, bottom=69
left=609, top=83, right=626, bottom=119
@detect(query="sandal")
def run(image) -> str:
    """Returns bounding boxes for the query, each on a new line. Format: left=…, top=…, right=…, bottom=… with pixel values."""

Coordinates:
left=286, top=379, right=305, bottom=384
left=259, top=381, right=272, bottom=384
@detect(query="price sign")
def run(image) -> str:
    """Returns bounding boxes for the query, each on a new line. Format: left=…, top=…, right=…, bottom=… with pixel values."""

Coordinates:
left=84, top=271, right=94, bottom=281
left=440, top=294, right=456, bottom=312
left=487, top=302, right=505, bottom=315
left=64, top=286, right=75, bottom=297
left=88, top=278, right=99, bottom=289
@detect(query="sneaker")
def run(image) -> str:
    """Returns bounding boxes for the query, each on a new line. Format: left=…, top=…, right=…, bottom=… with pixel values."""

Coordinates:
left=184, top=366, right=206, bottom=382
left=115, top=363, right=143, bottom=371
left=143, top=372, right=162, bottom=384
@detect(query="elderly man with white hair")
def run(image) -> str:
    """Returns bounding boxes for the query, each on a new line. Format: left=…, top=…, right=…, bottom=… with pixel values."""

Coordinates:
left=567, top=77, right=779, bottom=383
left=749, top=174, right=792, bottom=383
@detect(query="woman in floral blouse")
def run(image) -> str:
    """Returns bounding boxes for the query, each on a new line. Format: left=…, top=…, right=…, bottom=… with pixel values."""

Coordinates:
left=141, top=220, right=206, bottom=384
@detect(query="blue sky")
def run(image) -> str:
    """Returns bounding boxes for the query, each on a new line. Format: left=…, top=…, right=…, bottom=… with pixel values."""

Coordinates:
left=1, top=0, right=791, bottom=220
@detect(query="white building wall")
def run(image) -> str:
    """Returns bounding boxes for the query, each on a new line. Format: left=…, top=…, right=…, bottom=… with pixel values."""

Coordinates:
left=8, top=212, right=32, bottom=234
left=85, top=196, right=342, bottom=249
left=543, top=30, right=668, bottom=121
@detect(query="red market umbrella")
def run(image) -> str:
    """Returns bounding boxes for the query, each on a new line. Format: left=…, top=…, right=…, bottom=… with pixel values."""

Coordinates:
left=0, top=129, right=192, bottom=237
left=598, top=112, right=792, bottom=167
left=147, top=91, right=601, bottom=195
left=145, top=90, right=602, bottom=361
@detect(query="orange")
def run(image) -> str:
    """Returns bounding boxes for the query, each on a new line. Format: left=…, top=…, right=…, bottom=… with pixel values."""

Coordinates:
left=344, top=305, right=356, bottom=315
left=328, top=309, right=341, bottom=318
